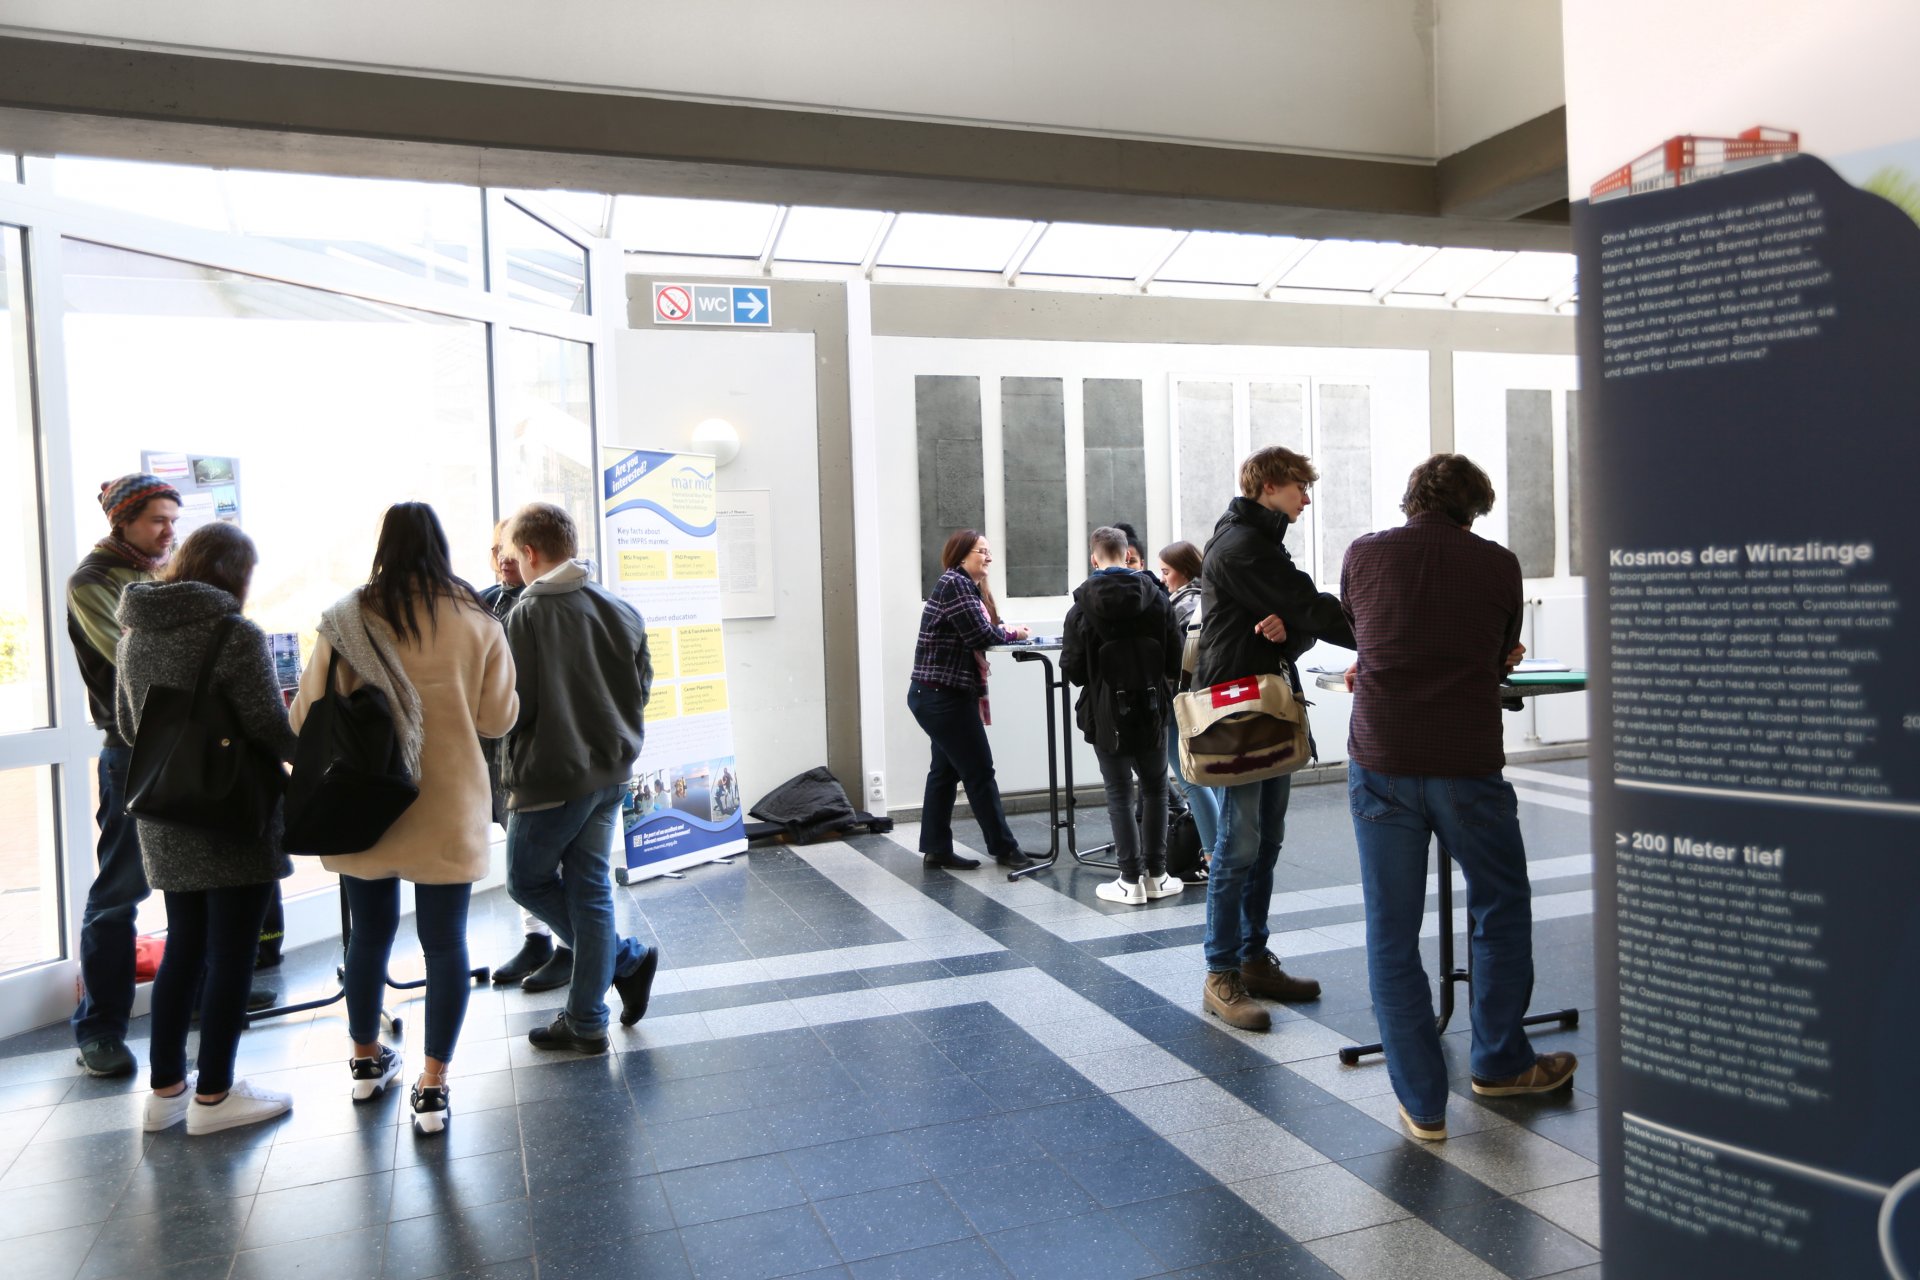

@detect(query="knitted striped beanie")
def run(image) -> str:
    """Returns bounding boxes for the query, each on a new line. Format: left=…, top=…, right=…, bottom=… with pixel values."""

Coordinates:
left=99, top=473, right=181, bottom=528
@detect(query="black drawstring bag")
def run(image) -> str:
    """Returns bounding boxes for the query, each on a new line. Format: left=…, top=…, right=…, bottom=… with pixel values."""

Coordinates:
left=126, top=615, right=286, bottom=838
left=283, top=644, right=418, bottom=855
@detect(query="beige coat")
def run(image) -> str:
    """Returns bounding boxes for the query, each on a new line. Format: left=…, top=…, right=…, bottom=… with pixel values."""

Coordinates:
left=291, top=595, right=519, bottom=884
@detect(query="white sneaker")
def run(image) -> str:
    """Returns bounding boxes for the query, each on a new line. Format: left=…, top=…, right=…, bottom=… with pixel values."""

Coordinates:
left=1096, top=877, right=1146, bottom=905
left=1142, top=873, right=1185, bottom=900
left=142, top=1072, right=198, bottom=1131
left=186, top=1078, right=292, bottom=1136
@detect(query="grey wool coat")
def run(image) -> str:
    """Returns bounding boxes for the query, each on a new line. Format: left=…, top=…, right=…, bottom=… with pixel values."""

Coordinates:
left=114, top=580, right=298, bottom=892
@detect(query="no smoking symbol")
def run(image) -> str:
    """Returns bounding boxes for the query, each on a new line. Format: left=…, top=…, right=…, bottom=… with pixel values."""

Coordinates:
left=655, top=285, right=691, bottom=322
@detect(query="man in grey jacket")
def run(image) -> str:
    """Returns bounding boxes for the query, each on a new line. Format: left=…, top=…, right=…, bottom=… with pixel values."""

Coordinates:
left=501, top=502, right=659, bottom=1053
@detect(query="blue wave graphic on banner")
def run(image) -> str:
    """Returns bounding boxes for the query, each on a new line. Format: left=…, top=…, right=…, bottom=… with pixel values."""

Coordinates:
left=627, top=810, right=743, bottom=836
left=604, top=497, right=717, bottom=538
left=604, top=448, right=673, bottom=500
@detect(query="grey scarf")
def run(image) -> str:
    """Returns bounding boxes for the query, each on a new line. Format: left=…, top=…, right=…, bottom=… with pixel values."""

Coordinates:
left=317, top=592, right=425, bottom=778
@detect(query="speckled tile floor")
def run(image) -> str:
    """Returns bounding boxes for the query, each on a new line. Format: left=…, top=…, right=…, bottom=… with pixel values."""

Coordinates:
left=0, top=762, right=1602, bottom=1279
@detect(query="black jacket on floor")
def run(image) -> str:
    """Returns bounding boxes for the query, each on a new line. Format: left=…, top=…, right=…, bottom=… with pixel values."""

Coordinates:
left=1193, top=497, right=1354, bottom=690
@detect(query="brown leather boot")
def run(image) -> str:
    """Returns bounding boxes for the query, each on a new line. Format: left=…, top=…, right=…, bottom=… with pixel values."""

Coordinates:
left=1240, top=950, right=1321, bottom=1002
left=1203, top=970, right=1271, bottom=1031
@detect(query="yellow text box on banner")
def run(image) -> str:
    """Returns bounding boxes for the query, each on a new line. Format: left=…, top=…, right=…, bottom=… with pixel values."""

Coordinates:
left=619, top=550, right=667, bottom=582
left=672, top=550, right=717, bottom=579
left=675, top=625, right=725, bottom=677
left=643, top=685, right=680, bottom=724
left=647, top=629, right=676, bottom=680
left=680, top=679, right=729, bottom=715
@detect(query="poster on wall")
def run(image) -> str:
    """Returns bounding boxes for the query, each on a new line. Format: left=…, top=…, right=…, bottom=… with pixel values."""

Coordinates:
left=1567, top=3, right=1920, bottom=1276
left=141, top=450, right=240, bottom=540
left=602, top=447, right=747, bottom=879
left=718, top=489, right=776, bottom=619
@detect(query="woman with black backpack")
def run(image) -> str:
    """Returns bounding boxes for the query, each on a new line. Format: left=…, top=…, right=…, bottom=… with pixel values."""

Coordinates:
left=116, top=522, right=297, bottom=1136
left=290, top=503, right=518, bottom=1132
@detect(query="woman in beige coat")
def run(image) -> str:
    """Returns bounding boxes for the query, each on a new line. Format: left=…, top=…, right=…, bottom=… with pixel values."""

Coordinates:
left=290, top=502, right=517, bottom=1133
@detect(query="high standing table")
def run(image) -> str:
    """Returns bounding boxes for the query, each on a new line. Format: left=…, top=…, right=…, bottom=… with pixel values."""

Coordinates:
left=1313, top=669, right=1586, bottom=1064
left=989, top=643, right=1120, bottom=882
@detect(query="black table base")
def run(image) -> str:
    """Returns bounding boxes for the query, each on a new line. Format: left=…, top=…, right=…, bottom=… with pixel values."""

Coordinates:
left=1337, top=850, right=1580, bottom=1064
left=1009, top=649, right=1120, bottom=881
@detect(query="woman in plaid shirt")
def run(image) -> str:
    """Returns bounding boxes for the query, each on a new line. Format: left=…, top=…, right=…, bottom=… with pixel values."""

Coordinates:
left=908, top=530, right=1036, bottom=871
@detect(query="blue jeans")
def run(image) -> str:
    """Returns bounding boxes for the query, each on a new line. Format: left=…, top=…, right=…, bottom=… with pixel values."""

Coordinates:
left=1202, top=774, right=1292, bottom=971
left=907, top=682, right=1020, bottom=860
left=73, top=747, right=151, bottom=1048
left=1093, top=740, right=1166, bottom=880
left=1165, top=718, right=1220, bottom=863
left=1349, top=763, right=1539, bottom=1124
left=147, top=883, right=273, bottom=1095
left=343, top=876, right=473, bottom=1062
left=507, top=785, right=646, bottom=1036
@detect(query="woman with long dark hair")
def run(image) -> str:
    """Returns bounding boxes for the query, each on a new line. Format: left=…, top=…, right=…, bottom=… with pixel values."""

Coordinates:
left=1157, top=539, right=1221, bottom=865
left=907, top=529, right=1034, bottom=871
left=291, top=502, right=518, bottom=1133
left=116, top=522, right=297, bottom=1135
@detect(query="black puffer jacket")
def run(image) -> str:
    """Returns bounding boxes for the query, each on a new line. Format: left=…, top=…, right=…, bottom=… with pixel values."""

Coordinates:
left=1193, top=497, right=1355, bottom=690
left=1062, top=569, right=1182, bottom=746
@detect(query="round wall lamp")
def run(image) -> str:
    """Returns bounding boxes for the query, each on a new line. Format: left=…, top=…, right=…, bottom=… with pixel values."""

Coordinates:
left=692, top=417, right=741, bottom=467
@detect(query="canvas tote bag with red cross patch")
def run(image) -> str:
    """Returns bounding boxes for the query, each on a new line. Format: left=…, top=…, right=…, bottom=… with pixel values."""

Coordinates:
left=1173, top=671, right=1311, bottom=784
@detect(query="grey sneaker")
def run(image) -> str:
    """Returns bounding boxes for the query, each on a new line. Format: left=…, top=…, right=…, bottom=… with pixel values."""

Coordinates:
left=76, top=1037, right=136, bottom=1078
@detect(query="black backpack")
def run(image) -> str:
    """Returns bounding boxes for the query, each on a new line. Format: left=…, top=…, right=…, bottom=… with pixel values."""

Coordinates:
left=282, top=645, right=418, bottom=855
left=1085, top=610, right=1169, bottom=756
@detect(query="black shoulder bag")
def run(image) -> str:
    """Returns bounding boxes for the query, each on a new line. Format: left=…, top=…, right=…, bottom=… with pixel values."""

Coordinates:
left=125, top=615, right=287, bottom=839
left=282, top=641, right=419, bottom=855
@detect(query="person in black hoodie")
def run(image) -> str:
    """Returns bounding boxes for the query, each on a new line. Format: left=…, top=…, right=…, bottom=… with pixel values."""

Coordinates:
left=1194, top=447, right=1355, bottom=1032
left=1063, top=527, right=1183, bottom=904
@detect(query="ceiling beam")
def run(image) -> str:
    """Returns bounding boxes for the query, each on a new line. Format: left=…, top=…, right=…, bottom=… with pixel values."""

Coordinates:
left=1435, top=107, right=1570, bottom=224
left=0, top=36, right=1569, bottom=252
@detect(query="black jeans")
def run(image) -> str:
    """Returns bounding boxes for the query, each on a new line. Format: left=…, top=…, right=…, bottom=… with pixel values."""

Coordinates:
left=344, top=877, right=473, bottom=1063
left=1093, top=739, right=1168, bottom=880
left=148, top=882, right=274, bottom=1095
left=908, top=682, right=1019, bottom=860
left=73, top=747, right=150, bottom=1048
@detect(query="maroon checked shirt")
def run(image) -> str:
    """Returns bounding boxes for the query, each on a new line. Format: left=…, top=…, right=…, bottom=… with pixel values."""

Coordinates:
left=1340, top=512, right=1524, bottom=777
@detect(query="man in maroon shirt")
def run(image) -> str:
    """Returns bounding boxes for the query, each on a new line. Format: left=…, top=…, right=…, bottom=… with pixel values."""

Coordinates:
left=1341, top=453, right=1576, bottom=1143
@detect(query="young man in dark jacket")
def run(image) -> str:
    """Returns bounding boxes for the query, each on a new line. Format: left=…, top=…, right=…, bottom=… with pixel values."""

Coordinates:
left=1063, top=527, right=1184, bottom=904
left=501, top=502, right=659, bottom=1053
left=64, top=473, right=179, bottom=1076
left=1194, top=447, right=1355, bottom=1031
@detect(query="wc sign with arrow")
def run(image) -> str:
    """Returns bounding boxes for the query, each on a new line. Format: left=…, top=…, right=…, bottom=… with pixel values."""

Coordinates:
left=653, top=283, right=772, bottom=327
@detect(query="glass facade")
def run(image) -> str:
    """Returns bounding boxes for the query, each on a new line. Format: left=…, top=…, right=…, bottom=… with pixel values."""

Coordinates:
left=0, top=765, right=59, bottom=976
left=0, top=227, right=48, bottom=734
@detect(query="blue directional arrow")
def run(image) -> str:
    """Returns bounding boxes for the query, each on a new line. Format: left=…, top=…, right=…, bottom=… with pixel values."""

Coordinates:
left=732, top=286, right=771, bottom=325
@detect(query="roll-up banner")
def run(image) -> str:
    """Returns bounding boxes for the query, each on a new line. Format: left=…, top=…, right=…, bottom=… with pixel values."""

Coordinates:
left=602, top=447, right=747, bottom=880
left=1567, top=3, right=1920, bottom=1275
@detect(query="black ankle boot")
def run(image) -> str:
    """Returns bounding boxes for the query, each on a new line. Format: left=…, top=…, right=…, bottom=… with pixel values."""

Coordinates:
left=492, top=933, right=554, bottom=986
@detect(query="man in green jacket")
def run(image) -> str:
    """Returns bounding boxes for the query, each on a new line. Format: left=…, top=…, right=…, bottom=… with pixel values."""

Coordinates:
left=65, top=473, right=179, bottom=1077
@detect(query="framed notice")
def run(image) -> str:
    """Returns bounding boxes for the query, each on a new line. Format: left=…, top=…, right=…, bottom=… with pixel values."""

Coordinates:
left=718, top=489, right=775, bottom=619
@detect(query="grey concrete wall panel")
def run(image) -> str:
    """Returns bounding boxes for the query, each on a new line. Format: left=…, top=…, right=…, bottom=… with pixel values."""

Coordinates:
left=1505, top=388, right=1556, bottom=578
left=1251, top=381, right=1310, bottom=561
left=1250, top=382, right=1305, bottom=452
left=1316, top=384, right=1373, bottom=584
left=1177, top=382, right=1234, bottom=549
left=1083, top=378, right=1146, bottom=541
left=916, top=375, right=985, bottom=596
left=1566, top=391, right=1583, bottom=578
left=1002, top=377, right=1069, bottom=597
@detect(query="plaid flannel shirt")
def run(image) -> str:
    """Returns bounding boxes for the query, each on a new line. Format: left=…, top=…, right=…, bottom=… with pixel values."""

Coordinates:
left=912, top=568, right=1010, bottom=694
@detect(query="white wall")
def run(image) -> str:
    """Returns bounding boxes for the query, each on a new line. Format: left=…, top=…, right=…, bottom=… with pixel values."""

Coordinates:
left=9, top=0, right=1441, bottom=160
left=1434, top=0, right=1566, bottom=156
left=873, top=336, right=1436, bottom=812
left=612, top=328, right=828, bottom=807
